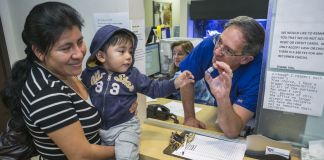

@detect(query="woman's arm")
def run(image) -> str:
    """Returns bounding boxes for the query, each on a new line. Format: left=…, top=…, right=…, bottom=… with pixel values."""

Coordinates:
left=48, top=121, right=114, bottom=160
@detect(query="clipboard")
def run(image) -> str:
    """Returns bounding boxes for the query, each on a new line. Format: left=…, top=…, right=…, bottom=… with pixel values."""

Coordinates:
left=163, top=131, right=192, bottom=159
left=163, top=131, right=247, bottom=160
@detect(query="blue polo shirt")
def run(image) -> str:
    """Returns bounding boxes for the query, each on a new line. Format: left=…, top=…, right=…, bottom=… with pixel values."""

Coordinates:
left=179, top=35, right=262, bottom=113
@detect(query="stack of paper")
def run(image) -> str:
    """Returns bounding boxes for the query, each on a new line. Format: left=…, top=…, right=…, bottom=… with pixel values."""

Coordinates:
left=172, top=134, right=247, bottom=160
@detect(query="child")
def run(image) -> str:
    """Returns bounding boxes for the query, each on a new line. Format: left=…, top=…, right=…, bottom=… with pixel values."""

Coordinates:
left=81, top=25, right=194, bottom=159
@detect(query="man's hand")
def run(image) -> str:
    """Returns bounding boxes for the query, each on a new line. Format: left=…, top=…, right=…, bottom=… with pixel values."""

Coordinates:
left=174, top=70, right=195, bottom=89
left=183, top=117, right=206, bottom=129
left=205, top=61, right=232, bottom=100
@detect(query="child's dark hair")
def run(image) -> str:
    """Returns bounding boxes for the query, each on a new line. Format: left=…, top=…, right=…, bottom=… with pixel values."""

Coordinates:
left=1, top=1, right=84, bottom=145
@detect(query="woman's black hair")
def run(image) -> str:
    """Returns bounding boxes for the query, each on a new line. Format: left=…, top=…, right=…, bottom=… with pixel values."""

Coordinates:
left=1, top=1, right=84, bottom=144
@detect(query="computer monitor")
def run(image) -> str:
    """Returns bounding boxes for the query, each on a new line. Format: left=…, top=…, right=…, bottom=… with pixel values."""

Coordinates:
left=145, top=43, right=161, bottom=76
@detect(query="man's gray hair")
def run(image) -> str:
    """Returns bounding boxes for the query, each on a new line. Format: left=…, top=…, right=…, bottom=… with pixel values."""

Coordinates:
left=225, top=16, right=265, bottom=56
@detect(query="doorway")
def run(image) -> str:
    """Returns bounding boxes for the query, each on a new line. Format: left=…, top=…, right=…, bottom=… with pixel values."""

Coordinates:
left=0, top=18, right=12, bottom=131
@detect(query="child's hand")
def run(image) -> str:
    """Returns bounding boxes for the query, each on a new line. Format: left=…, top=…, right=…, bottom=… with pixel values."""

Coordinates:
left=174, top=70, right=195, bottom=89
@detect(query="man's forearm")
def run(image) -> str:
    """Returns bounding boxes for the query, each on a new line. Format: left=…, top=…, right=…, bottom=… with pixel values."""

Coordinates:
left=216, top=98, right=244, bottom=138
left=180, top=83, right=195, bottom=119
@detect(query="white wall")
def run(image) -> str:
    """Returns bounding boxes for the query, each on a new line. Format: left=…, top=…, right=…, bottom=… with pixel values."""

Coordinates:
left=0, top=0, right=28, bottom=65
left=144, top=0, right=190, bottom=37
left=0, top=0, right=143, bottom=67
left=179, top=0, right=191, bottom=37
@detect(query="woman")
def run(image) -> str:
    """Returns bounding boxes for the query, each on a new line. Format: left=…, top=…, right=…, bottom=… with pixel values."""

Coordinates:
left=169, top=40, right=215, bottom=105
left=1, top=2, right=116, bottom=159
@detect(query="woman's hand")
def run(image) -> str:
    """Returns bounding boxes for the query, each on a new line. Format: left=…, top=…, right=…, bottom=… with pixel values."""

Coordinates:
left=174, top=70, right=195, bottom=89
left=205, top=61, right=233, bottom=100
left=129, top=101, right=138, bottom=114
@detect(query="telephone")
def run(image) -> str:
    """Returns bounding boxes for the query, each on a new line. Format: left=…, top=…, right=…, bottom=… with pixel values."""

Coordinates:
left=147, top=104, right=179, bottom=124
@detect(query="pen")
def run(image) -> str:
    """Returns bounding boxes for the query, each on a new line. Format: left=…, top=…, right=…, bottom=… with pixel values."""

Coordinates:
left=182, top=135, right=189, bottom=155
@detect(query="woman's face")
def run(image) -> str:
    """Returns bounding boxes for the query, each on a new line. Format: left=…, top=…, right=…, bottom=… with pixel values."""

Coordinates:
left=172, top=45, right=187, bottom=67
left=42, top=26, right=86, bottom=80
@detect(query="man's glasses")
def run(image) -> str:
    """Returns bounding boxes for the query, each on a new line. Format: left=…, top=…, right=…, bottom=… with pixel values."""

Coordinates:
left=215, top=37, right=244, bottom=56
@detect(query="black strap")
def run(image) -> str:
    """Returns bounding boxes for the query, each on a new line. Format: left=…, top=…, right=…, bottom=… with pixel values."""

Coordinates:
left=168, top=113, right=179, bottom=124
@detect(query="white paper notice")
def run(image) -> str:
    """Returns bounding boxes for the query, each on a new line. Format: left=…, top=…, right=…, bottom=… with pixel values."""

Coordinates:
left=146, top=96, right=157, bottom=103
left=309, top=140, right=324, bottom=159
left=269, top=0, right=324, bottom=72
left=301, top=148, right=322, bottom=160
left=93, top=12, right=129, bottom=31
left=130, top=19, right=146, bottom=73
left=172, top=134, right=247, bottom=160
left=163, top=101, right=202, bottom=117
left=263, top=71, right=324, bottom=116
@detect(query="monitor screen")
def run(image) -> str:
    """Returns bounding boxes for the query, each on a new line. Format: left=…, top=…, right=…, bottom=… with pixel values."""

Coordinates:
left=145, top=43, right=161, bottom=76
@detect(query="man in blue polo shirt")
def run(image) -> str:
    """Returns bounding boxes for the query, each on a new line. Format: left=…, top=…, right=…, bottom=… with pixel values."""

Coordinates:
left=179, top=16, right=265, bottom=138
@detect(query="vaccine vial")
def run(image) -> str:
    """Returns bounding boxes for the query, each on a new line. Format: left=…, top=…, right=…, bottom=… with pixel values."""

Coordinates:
left=206, top=66, right=215, bottom=74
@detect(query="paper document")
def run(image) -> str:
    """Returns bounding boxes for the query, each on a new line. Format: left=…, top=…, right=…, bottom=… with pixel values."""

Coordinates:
left=146, top=96, right=157, bottom=102
left=265, top=146, right=290, bottom=159
left=172, top=134, right=247, bottom=160
left=301, top=148, right=323, bottom=160
left=163, top=101, right=202, bottom=117
left=308, top=140, right=324, bottom=159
